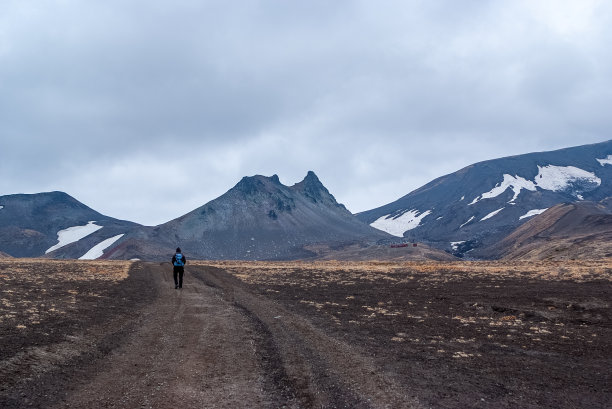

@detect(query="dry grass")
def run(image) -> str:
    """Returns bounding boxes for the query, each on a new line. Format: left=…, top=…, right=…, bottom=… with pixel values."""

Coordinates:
left=193, top=259, right=612, bottom=284
left=0, top=259, right=131, bottom=328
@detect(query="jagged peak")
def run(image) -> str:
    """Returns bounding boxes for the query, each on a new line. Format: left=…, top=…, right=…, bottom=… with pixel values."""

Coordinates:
left=292, top=171, right=345, bottom=209
left=231, top=174, right=283, bottom=195
left=293, top=171, right=324, bottom=189
left=303, top=170, right=321, bottom=183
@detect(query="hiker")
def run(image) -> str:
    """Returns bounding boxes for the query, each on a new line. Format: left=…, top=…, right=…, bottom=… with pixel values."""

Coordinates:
left=172, top=247, right=186, bottom=289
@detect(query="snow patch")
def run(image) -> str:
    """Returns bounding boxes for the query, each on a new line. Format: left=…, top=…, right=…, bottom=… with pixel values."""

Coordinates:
left=0, top=205, right=3, bottom=210
left=450, top=241, right=466, bottom=251
left=459, top=216, right=475, bottom=228
left=519, top=208, right=548, bottom=220
left=481, top=208, right=504, bottom=221
left=79, top=234, right=124, bottom=260
left=460, top=196, right=465, bottom=201
left=469, top=165, right=600, bottom=206
left=534, top=165, right=600, bottom=191
left=45, top=221, right=103, bottom=254
left=596, top=155, right=612, bottom=166
left=370, top=209, right=432, bottom=237
left=469, top=174, right=536, bottom=205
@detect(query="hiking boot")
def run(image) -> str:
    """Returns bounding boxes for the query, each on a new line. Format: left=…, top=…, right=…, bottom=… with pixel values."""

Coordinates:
left=175, top=285, right=179, bottom=289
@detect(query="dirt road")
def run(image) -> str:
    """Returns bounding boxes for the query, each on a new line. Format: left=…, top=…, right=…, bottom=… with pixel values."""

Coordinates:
left=0, top=262, right=417, bottom=408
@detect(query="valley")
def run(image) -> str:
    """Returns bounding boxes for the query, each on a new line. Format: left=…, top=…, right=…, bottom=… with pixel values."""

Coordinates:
left=1, top=259, right=610, bottom=408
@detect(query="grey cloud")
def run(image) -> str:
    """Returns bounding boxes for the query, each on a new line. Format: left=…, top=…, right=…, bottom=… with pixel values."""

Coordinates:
left=1, top=0, right=611, bottom=224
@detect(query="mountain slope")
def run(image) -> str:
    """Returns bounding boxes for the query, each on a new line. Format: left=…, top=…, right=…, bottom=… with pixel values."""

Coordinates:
left=480, top=199, right=612, bottom=260
left=0, top=192, right=139, bottom=258
left=108, top=172, right=392, bottom=260
left=357, top=140, right=612, bottom=257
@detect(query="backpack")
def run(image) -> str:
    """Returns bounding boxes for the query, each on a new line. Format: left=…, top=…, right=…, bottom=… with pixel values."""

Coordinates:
left=174, top=253, right=184, bottom=267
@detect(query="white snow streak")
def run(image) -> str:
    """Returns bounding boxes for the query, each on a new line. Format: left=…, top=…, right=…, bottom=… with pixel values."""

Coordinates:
left=519, top=208, right=548, bottom=220
left=481, top=207, right=505, bottom=221
left=79, top=234, right=124, bottom=260
left=534, top=165, right=600, bottom=191
left=459, top=216, right=475, bottom=228
left=450, top=241, right=465, bottom=251
left=45, top=221, right=103, bottom=254
left=596, top=155, right=612, bottom=166
left=469, top=174, right=536, bottom=205
left=370, top=209, right=432, bottom=237
left=0, top=205, right=3, bottom=210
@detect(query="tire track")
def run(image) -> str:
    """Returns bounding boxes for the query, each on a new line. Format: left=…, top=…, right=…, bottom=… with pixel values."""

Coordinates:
left=193, top=265, right=420, bottom=409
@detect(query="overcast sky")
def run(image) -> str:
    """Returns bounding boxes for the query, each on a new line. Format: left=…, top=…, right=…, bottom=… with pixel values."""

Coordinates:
left=1, top=0, right=611, bottom=225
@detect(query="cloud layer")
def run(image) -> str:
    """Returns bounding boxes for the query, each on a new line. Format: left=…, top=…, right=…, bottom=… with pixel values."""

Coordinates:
left=1, top=0, right=611, bottom=225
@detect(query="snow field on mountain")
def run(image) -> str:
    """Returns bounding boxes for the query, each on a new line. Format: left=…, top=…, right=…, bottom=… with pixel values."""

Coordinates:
left=519, top=208, right=549, bottom=220
left=481, top=208, right=505, bottom=221
left=534, top=165, right=600, bottom=191
left=469, top=165, right=601, bottom=206
left=45, top=221, right=103, bottom=254
left=596, top=155, right=612, bottom=166
left=79, top=234, right=125, bottom=260
left=370, top=209, right=431, bottom=237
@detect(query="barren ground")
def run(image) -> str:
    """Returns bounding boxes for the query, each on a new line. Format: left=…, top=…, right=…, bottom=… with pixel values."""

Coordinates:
left=0, top=259, right=610, bottom=408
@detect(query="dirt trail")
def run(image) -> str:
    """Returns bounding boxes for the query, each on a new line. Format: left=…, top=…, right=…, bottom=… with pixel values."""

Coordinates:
left=51, top=263, right=418, bottom=409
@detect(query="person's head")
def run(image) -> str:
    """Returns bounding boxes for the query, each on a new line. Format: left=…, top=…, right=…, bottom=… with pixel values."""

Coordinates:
left=176, top=247, right=181, bottom=253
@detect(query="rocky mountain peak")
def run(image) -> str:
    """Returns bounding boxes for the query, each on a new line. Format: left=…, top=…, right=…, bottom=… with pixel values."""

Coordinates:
left=292, top=171, right=341, bottom=206
left=232, top=174, right=283, bottom=196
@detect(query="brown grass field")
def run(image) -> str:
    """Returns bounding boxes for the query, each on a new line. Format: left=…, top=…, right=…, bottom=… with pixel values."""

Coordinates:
left=1, top=258, right=610, bottom=408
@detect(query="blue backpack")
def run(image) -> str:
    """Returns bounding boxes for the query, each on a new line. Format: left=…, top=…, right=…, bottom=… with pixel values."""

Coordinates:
left=174, top=253, right=184, bottom=267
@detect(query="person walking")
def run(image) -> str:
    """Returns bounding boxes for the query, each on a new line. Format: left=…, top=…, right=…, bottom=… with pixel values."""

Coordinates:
left=172, top=247, right=186, bottom=289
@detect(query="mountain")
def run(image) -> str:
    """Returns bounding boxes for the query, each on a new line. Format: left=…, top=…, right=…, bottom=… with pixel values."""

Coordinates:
left=357, top=140, right=612, bottom=258
left=479, top=199, right=612, bottom=260
left=106, top=171, right=392, bottom=260
left=0, top=192, right=140, bottom=258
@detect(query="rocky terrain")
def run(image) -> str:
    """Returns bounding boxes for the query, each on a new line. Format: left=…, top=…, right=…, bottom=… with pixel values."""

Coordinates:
left=107, top=171, right=392, bottom=261
left=1, top=259, right=610, bottom=408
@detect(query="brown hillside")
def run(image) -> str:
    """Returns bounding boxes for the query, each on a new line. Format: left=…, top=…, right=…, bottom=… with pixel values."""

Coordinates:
left=482, top=201, right=612, bottom=260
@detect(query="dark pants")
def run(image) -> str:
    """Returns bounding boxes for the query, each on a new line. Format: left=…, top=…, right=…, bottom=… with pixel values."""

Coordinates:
left=173, top=266, right=184, bottom=288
